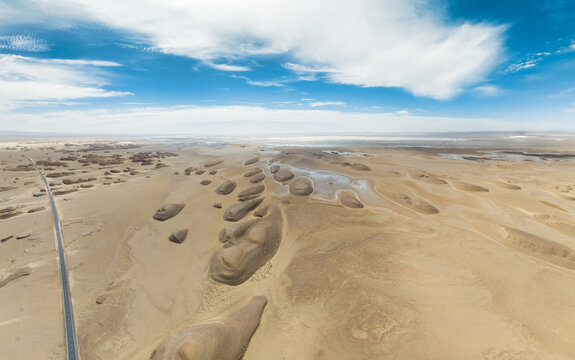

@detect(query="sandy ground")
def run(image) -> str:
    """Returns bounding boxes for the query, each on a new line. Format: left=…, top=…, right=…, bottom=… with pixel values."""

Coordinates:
left=1, top=139, right=575, bottom=359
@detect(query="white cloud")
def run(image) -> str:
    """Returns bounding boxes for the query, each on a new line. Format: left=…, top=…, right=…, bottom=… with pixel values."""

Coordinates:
left=0, top=35, right=48, bottom=52
left=4, top=0, right=506, bottom=100
left=1, top=105, right=523, bottom=134
left=309, top=101, right=346, bottom=107
left=0, top=55, right=131, bottom=110
left=396, top=110, right=410, bottom=115
left=207, top=63, right=251, bottom=72
left=232, top=75, right=286, bottom=87
left=474, top=85, right=503, bottom=97
left=505, top=59, right=539, bottom=73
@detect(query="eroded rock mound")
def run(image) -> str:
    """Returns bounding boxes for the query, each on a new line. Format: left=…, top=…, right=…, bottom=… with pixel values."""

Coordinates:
left=269, top=165, right=280, bottom=174
left=150, top=296, right=267, bottom=360
left=351, top=163, right=371, bottom=171
left=169, top=229, right=188, bottom=244
left=273, top=169, right=294, bottom=183
left=340, top=192, right=364, bottom=208
left=249, top=173, right=266, bottom=184
left=243, top=168, right=262, bottom=177
left=216, top=181, right=237, bottom=195
left=223, top=197, right=263, bottom=222
left=200, top=179, right=212, bottom=186
left=153, top=204, right=185, bottom=221
left=0, top=267, right=32, bottom=289
left=244, top=157, right=259, bottom=165
left=212, top=205, right=283, bottom=285
left=204, top=160, right=223, bottom=168
left=184, top=167, right=196, bottom=176
left=237, top=185, right=265, bottom=202
left=289, top=177, right=313, bottom=196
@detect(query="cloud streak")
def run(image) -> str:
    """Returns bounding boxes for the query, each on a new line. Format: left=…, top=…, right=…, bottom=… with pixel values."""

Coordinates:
left=309, top=101, right=346, bottom=107
left=0, top=35, right=49, bottom=52
left=0, top=55, right=131, bottom=110
left=1, top=104, right=543, bottom=135
left=4, top=0, right=506, bottom=100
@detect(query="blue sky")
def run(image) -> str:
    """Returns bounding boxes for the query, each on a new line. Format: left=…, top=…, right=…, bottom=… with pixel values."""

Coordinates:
left=0, top=0, right=574, bottom=134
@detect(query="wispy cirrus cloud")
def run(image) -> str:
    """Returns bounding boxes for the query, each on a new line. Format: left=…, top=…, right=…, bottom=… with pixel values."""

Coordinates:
left=0, top=54, right=131, bottom=110
left=1, top=105, right=521, bottom=134
left=0, top=35, right=49, bottom=52
left=207, top=62, right=251, bottom=72
left=1, top=0, right=506, bottom=100
left=309, top=101, right=346, bottom=107
left=474, top=84, right=504, bottom=97
left=232, top=75, right=286, bottom=87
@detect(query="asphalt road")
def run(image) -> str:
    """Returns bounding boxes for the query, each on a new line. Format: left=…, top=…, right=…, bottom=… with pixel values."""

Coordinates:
left=26, top=156, right=79, bottom=360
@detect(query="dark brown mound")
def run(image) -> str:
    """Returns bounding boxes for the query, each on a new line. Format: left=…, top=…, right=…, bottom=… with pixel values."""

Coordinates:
left=209, top=170, right=217, bottom=175
left=351, top=163, right=371, bottom=171
left=249, top=173, right=266, bottom=184
left=289, top=177, right=313, bottom=196
left=168, top=229, right=188, bottom=244
left=63, top=177, right=96, bottom=185
left=0, top=210, right=22, bottom=219
left=0, top=267, right=32, bottom=289
left=244, top=157, right=259, bottom=165
left=0, top=186, right=16, bottom=192
left=46, top=172, right=75, bottom=178
left=153, top=204, right=185, bottom=221
left=53, top=189, right=78, bottom=196
left=243, top=168, right=262, bottom=177
left=213, top=203, right=222, bottom=209
left=194, top=170, right=205, bottom=175
left=270, top=165, right=280, bottom=174
left=340, top=192, right=364, bottom=208
left=223, top=197, right=264, bottom=222
left=273, top=169, right=294, bottom=182
left=27, top=207, right=46, bottom=213
left=216, top=180, right=237, bottom=195
left=0, top=206, right=17, bottom=214
left=183, top=167, right=196, bottom=175
left=204, top=160, right=223, bottom=168
left=200, top=179, right=212, bottom=185
left=237, top=184, right=265, bottom=202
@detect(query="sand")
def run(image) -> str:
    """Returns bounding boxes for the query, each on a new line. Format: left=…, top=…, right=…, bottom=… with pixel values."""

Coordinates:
left=1, top=139, right=575, bottom=359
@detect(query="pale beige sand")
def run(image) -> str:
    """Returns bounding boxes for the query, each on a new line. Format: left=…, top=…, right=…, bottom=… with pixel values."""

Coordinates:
left=1, top=140, right=575, bottom=359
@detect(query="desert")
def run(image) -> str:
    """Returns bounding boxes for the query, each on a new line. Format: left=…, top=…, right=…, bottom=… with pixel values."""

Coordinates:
left=1, top=136, right=575, bottom=359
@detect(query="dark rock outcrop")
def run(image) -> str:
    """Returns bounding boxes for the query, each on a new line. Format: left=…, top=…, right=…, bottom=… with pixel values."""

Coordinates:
left=223, top=197, right=263, bottom=222
left=169, top=229, right=188, bottom=244
left=216, top=180, right=237, bottom=195
left=153, top=204, right=185, bottom=221
left=237, top=185, right=265, bottom=202
left=273, top=169, right=294, bottom=183
left=289, top=177, right=313, bottom=196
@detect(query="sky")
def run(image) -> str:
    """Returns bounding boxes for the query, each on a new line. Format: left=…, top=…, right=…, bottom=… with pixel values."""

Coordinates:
left=0, top=0, right=574, bottom=135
